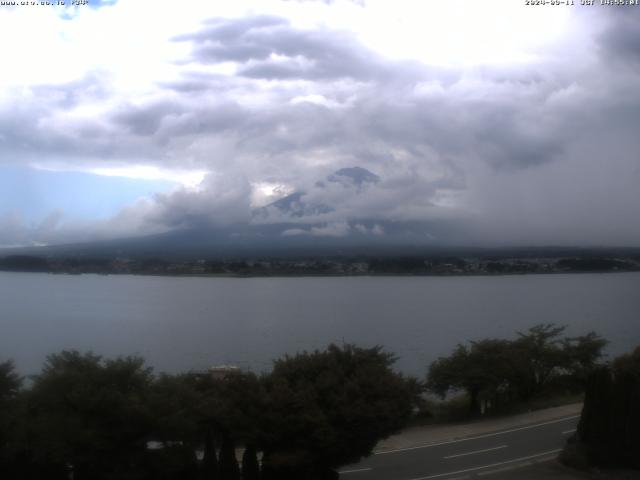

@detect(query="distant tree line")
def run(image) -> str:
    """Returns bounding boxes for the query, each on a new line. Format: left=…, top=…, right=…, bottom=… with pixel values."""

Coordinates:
left=1, top=253, right=639, bottom=276
left=426, top=324, right=608, bottom=415
left=0, top=345, right=419, bottom=480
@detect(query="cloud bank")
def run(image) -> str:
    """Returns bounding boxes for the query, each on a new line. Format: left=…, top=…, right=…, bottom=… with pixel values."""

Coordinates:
left=1, top=1, right=639, bottom=248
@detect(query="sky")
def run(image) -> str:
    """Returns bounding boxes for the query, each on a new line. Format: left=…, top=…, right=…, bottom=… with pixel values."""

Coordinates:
left=0, top=0, right=639, bottom=248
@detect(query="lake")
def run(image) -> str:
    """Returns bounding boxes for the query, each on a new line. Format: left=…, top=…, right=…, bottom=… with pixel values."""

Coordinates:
left=1, top=272, right=638, bottom=377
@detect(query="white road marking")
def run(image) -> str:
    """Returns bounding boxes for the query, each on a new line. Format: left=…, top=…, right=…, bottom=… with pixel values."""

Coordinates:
left=375, top=415, right=579, bottom=455
left=562, top=429, right=576, bottom=435
left=407, top=449, right=562, bottom=480
left=443, top=445, right=507, bottom=459
left=339, top=467, right=373, bottom=474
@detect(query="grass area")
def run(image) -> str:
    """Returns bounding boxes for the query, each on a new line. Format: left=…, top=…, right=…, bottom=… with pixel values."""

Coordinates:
left=511, top=392, right=584, bottom=414
left=409, top=391, right=584, bottom=427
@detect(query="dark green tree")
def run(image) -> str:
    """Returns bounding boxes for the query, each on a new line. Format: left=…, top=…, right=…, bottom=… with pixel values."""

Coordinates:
left=150, top=370, right=264, bottom=480
left=219, top=434, right=240, bottom=480
left=561, top=332, right=608, bottom=383
left=0, top=360, right=23, bottom=477
left=427, top=325, right=608, bottom=414
left=185, top=371, right=264, bottom=479
left=0, top=360, right=21, bottom=401
left=241, top=444, right=260, bottom=480
left=27, top=351, right=154, bottom=480
left=147, top=373, right=205, bottom=480
left=427, top=340, right=517, bottom=414
left=572, top=346, right=640, bottom=469
left=427, top=344, right=472, bottom=406
left=210, top=373, right=266, bottom=447
left=259, top=344, right=419, bottom=479
left=201, top=429, right=219, bottom=480
left=510, top=324, right=569, bottom=400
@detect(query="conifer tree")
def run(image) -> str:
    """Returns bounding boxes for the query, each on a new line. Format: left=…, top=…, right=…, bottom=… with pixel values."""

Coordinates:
left=201, top=430, right=219, bottom=479
left=219, top=433, right=240, bottom=480
left=241, top=444, right=260, bottom=480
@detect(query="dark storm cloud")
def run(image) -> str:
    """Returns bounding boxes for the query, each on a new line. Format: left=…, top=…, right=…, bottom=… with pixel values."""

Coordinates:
left=470, top=108, right=565, bottom=170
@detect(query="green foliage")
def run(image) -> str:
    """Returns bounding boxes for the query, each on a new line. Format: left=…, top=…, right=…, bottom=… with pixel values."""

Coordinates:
left=561, top=332, right=609, bottom=382
left=1, top=345, right=420, bottom=479
left=427, top=340, right=520, bottom=414
left=260, top=344, right=419, bottom=476
left=148, top=373, right=201, bottom=445
left=576, top=346, right=640, bottom=469
left=508, top=323, right=568, bottom=400
left=427, top=324, right=607, bottom=415
left=201, top=431, right=219, bottom=480
left=27, top=351, right=155, bottom=480
left=416, top=393, right=473, bottom=424
left=241, top=445, right=260, bottom=480
left=0, top=360, right=23, bottom=475
left=218, top=434, right=240, bottom=480
left=0, top=360, right=22, bottom=401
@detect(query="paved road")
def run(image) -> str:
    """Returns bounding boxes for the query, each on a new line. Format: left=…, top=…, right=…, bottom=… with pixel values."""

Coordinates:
left=339, top=415, right=579, bottom=480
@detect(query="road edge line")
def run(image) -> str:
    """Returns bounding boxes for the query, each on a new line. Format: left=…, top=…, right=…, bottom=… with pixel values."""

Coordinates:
left=407, top=448, right=562, bottom=480
left=375, top=415, right=579, bottom=455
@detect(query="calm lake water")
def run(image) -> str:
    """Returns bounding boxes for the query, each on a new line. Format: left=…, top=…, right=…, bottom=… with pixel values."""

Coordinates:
left=1, top=272, right=639, bottom=377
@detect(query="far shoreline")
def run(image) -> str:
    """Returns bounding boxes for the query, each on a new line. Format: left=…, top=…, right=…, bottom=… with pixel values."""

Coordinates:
left=1, top=268, right=639, bottom=279
left=1, top=250, right=639, bottom=278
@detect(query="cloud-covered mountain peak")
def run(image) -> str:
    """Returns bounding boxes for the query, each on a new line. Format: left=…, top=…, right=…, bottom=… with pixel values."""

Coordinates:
left=324, top=166, right=380, bottom=187
left=257, top=167, right=379, bottom=219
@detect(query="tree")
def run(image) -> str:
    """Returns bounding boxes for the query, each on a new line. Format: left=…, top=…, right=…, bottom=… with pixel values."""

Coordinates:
left=182, top=370, right=265, bottom=479
left=201, top=429, right=220, bottom=480
left=427, top=340, right=517, bottom=414
left=218, top=434, right=240, bottom=480
left=427, top=325, right=608, bottom=414
left=0, top=360, right=23, bottom=477
left=241, top=444, right=260, bottom=480
left=0, top=360, right=21, bottom=401
left=259, top=344, right=420, bottom=479
left=148, top=373, right=201, bottom=447
left=510, top=324, right=569, bottom=400
left=561, top=332, right=608, bottom=383
left=149, top=370, right=265, bottom=480
left=426, top=345, right=468, bottom=398
left=571, top=346, right=640, bottom=469
left=27, top=351, right=155, bottom=480
left=147, top=373, right=205, bottom=480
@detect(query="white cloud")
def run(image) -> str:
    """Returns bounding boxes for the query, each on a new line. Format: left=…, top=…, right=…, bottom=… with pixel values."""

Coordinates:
left=0, top=2, right=638, bottom=247
left=310, top=221, right=351, bottom=237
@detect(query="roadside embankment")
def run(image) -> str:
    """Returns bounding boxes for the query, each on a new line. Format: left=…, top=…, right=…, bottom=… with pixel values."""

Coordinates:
left=375, top=403, right=583, bottom=453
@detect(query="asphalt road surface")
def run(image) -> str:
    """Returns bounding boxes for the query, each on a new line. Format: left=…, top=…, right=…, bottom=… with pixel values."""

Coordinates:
left=339, top=415, right=579, bottom=480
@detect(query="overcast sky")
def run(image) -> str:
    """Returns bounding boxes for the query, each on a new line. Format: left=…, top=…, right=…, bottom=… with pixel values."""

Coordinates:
left=1, top=0, right=639, bottom=248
